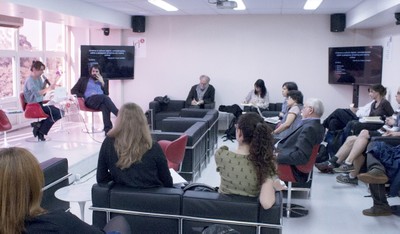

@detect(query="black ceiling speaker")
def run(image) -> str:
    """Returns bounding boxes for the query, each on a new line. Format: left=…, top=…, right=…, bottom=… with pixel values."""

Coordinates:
left=330, top=14, right=346, bottom=32
left=395, top=12, right=400, bottom=25
left=131, top=16, right=145, bottom=33
left=102, top=28, right=110, bottom=36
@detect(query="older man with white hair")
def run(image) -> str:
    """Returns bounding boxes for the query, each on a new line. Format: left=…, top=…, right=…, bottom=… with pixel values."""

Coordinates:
left=275, top=98, right=325, bottom=182
left=185, top=75, right=215, bottom=109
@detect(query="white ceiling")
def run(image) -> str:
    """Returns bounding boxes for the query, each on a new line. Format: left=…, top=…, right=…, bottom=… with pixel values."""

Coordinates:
left=1, top=0, right=400, bottom=29
left=79, top=0, right=364, bottom=16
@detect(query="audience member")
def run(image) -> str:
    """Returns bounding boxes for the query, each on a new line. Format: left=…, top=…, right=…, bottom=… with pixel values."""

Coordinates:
left=97, top=102, right=173, bottom=188
left=0, top=147, right=130, bottom=234
left=357, top=141, right=400, bottom=216
left=71, top=64, right=119, bottom=135
left=243, top=79, right=270, bottom=113
left=186, top=75, right=215, bottom=109
left=24, top=61, right=62, bottom=141
left=316, top=86, right=399, bottom=184
left=215, top=112, right=280, bottom=209
left=273, top=90, right=303, bottom=139
left=323, top=84, right=394, bottom=133
left=275, top=98, right=325, bottom=182
left=279, top=82, right=298, bottom=119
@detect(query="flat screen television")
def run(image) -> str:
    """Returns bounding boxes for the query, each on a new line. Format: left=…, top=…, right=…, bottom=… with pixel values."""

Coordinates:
left=80, top=45, right=135, bottom=80
left=328, top=46, right=383, bottom=85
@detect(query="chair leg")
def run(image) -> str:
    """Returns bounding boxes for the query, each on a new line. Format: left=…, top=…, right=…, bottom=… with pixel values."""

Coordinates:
left=286, top=181, right=292, bottom=218
left=283, top=181, right=309, bottom=218
left=91, top=112, right=95, bottom=133
left=3, top=131, right=9, bottom=147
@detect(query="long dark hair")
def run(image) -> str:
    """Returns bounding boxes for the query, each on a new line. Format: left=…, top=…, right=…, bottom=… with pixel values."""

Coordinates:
left=254, top=79, right=267, bottom=98
left=237, top=113, right=276, bottom=185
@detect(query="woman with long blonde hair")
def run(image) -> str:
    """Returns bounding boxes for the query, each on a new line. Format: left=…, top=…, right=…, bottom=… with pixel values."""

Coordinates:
left=0, top=147, right=130, bottom=234
left=97, top=102, right=173, bottom=188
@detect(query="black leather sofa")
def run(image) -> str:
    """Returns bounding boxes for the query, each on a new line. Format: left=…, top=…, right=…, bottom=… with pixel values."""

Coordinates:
left=40, top=157, right=71, bottom=211
left=149, top=100, right=186, bottom=130
left=152, top=119, right=208, bottom=181
left=91, top=183, right=283, bottom=234
left=173, top=108, right=219, bottom=163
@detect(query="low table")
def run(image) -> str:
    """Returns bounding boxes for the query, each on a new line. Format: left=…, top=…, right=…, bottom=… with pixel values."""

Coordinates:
left=55, top=183, right=92, bottom=220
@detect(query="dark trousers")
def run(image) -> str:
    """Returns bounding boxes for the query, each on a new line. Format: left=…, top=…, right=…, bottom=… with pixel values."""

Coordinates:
left=366, top=152, right=389, bottom=207
left=40, top=104, right=62, bottom=135
left=85, top=94, right=118, bottom=132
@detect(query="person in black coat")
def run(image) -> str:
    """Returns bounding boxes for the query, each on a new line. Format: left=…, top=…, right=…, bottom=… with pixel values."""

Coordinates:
left=185, top=75, right=215, bottom=109
left=71, top=64, right=118, bottom=134
left=275, top=98, right=325, bottom=182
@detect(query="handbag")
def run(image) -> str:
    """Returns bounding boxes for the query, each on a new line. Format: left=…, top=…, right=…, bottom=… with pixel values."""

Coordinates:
left=183, top=183, right=218, bottom=192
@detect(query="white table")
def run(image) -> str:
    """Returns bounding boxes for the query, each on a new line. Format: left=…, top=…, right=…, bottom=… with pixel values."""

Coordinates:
left=54, top=183, right=92, bottom=220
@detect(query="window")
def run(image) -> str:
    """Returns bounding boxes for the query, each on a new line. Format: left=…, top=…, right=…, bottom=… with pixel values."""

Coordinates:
left=45, top=22, right=65, bottom=52
left=19, top=19, right=42, bottom=51
left=0, top=57, right=14, bottom=98
left=0, top=27, right=16, bottom=50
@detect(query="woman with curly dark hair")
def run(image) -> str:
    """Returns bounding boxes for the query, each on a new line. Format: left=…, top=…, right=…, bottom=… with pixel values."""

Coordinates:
left=215, top=112, right=279, bottom=209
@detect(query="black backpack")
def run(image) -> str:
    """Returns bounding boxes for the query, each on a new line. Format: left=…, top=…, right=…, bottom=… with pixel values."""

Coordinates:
left=222, top=116, right=238, bottom=142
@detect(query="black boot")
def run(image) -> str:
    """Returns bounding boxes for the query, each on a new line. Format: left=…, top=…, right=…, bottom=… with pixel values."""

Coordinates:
left=31, top=122, right=41, bottom=137
left=37, top=131, right=46, bottom=141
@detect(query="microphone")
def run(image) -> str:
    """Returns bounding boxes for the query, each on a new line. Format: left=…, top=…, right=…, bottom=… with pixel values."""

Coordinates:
left=42, top=75, right=51, bottom=86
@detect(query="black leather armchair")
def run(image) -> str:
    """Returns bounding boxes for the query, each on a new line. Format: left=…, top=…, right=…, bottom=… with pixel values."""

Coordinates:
left=40, top=157, right=71, bottom=211
left=92, top=184, right=183, bottom=234
left=149, top=100, right=186, bottom=130
left=177, top=108, right=219, bottom=161
left=152, top=119, right=208, bottom=181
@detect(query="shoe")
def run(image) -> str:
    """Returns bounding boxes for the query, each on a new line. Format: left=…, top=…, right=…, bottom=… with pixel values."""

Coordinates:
left=334, top=163, right=355, bottom=173
left=315, top=161, right=336, bottom=173
left=37, top=132, right=46, bottom=141
left=336, top=174, right=358, bottom=185
left=358, top=169, right=389, bottom=184
left=31, top=122, right=41, bottom=137
left=362, top=205, right=392, bottom=216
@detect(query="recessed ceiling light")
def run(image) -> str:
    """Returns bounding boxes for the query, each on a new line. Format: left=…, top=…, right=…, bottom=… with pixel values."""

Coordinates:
left=304, top=0, right=323, bottom=10
left=148, top=0, right=178, bottom=12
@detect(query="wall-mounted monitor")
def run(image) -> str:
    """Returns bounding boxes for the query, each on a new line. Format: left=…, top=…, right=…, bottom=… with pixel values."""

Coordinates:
left=328, top=46, right=383, bottom=85
left=81, top=45, right=135, bottom=80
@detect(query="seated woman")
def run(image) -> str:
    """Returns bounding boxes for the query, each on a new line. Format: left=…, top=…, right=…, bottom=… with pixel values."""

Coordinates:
left=278, top=81, right=298, bottom=119
left=0, top=147, right=130, bottom=234
left=317, top=86, right=400, bottom=184
left=97, top=102, right=173, bottom=188
left=243, top=79, right=270, bottom=113
left=215, top=112, right=281, bottom=209
left=323, top=84, right=394, bottom=133
left=273, top=90, right=303, bottom=140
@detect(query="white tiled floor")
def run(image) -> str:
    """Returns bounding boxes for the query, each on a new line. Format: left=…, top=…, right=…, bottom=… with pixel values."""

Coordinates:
left=2, top=121, right=399, bottom=233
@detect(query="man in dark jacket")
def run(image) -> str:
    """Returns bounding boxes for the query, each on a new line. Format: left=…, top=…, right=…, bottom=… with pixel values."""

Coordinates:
left=276, top=98, right=325, bottom=182
left=71, top=64, right=118, bottom=134
left=185, top=75, right=215, bottom=109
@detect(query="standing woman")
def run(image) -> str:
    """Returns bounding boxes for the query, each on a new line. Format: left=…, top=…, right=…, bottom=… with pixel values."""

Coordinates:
left=0, top=147, right=130, bottom=234
left=97, top=102, right=173, bottom=188
left=215, top=112, right=279, bottom=209
left=243, top=79, right=270, bottom=112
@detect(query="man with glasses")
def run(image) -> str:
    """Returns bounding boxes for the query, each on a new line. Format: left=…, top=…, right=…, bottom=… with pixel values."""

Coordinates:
left=275, top=98, right=325, bottom=182
left=185, top=75, right=215, bottom=109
